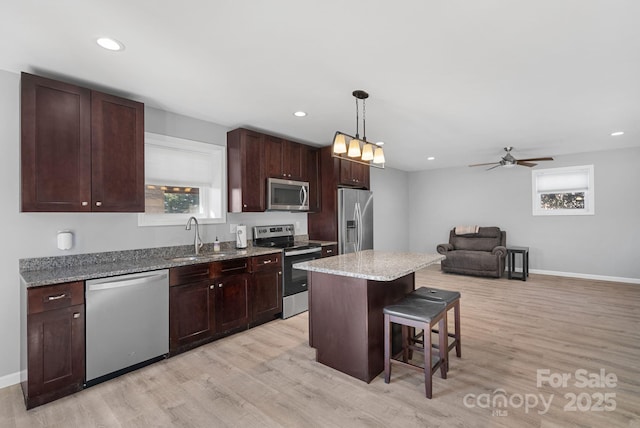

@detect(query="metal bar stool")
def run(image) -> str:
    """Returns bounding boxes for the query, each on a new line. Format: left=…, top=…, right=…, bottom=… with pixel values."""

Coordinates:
left=383, top=298, right=448, bottom=399
left=409, top=287, right=461, bottom=367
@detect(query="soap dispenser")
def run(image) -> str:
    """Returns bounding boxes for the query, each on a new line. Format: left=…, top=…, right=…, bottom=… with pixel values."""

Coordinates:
left=214, top=237, right=221, bottom=252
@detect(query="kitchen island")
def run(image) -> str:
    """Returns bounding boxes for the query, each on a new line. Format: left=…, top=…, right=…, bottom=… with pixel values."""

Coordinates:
left=294, top=250, right=444, bottom=383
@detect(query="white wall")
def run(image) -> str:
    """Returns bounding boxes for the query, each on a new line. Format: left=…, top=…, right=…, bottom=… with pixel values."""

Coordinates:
left=0, top=70, right=306, bottom=385
left=370, top=167, right=410, bottom=251
left=408, top=147, right=640, bottom=281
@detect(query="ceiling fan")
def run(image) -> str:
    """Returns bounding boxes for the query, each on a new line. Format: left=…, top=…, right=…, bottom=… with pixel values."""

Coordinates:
left=469, top=147, right=554, bottom=170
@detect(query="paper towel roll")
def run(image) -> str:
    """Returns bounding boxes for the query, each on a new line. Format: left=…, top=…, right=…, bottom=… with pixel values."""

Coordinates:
left=57, top=231, right=73, bottom=250
left=236, top=225, right=247, bottom=249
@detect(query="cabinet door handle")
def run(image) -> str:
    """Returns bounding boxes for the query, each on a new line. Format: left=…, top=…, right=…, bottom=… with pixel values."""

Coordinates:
left=81, top=201, right=89, bottom=206
left=218, top=283, right=223, bottom=288
left=48, top=293, right=66, bottom=301
left=210, top=285, right=215, bottom=290
left=326, top=249, right=333, bottom=254
left=263, top=260, right=272, bottom=264
left=73, top=312, right=80, bottom=319
left=95, top=201, right=102, bottom=207
left=221, top=264, right=247, bottom=273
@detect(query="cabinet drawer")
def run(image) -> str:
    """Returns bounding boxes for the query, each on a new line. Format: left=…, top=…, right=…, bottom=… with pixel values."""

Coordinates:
left=251, top=253, right=282, bottom=272
left=170, top=263, right=211, bottom=286
left=28, top=281, right=84, bottom=314
left=322, top=245, right=338, bottom=258
left=211, top=258, right=249, bottom=278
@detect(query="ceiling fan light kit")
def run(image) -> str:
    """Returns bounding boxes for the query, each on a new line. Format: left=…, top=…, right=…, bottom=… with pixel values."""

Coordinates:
left=469, top=147, right=554, bottom=170
left=332, top=90, right=385, bottom=169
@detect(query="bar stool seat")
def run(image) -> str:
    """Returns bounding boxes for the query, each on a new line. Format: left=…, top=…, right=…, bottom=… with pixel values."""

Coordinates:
left=383, top=297, right=448, bottom=399
left=409, top=287, right=462, bottom=363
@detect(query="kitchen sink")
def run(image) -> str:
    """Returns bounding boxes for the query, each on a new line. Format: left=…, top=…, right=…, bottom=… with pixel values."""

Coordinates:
left=166, top=256, right=211, bottom=262
left=165, top=251, right=242, bottom=262
left=206, top=251, right=241, bottom=257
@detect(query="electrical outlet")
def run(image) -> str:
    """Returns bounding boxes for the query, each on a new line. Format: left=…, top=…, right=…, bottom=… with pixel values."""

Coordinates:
left=229, top=224, right=237, bottom=233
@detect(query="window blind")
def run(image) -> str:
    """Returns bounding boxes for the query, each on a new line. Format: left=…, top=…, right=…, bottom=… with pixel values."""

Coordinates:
left=145, top=142, right=217, bottom=187
left=535, top=170, right=589, bottom=192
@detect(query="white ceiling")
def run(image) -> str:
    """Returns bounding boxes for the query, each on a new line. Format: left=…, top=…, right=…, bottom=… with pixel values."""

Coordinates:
left=2, top=1, right=639, bottom=171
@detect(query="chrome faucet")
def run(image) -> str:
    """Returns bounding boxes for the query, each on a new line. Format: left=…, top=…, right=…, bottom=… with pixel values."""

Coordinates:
left=185, top=216, right=203, bottom=255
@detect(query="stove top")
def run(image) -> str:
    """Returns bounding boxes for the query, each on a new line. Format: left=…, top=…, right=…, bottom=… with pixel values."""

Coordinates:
left=255, top=241, right=319, bottom=250
left=253, top=224, right=320, bottom=252
left=253, top=224, right=295, bottom=240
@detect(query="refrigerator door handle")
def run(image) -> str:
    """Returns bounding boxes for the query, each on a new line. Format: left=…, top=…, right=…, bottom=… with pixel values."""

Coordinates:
left=355, top=202, right=361, bottom=252
left=359, top=202, right=363, bottom=252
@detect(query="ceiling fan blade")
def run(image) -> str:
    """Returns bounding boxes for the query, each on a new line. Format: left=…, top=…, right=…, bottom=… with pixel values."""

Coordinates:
left=469, top=162, right=500, bottom=167
left=516, top=161, right=538, bottom=167
left=486, top=164, right=502, bottom=171
left=517, top=157, right=554, bottom=162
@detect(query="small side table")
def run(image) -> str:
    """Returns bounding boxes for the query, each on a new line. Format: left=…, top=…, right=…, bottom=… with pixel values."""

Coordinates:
left=507, top=246, right=529, bottom=281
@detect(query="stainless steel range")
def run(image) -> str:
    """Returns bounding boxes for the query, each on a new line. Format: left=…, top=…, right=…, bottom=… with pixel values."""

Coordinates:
left=253, top=224, right=321, bottom=318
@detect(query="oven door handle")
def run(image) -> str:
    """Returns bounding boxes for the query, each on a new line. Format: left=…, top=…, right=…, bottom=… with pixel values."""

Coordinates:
left=286, top=247, right=322, bottom=256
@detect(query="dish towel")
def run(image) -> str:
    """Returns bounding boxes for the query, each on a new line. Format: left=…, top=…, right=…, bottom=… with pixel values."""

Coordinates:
left=455, top=225, right=479, bottom=235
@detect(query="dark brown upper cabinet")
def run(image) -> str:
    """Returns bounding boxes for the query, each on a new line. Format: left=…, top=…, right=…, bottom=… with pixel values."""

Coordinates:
left=339, top=157, right=370, bottom=189
left=21, top=73, right=144, bottom=212
left=306, top=146, right=321, bottom=212
left=227, top=128, right=320, bottom=213
left=264, top=135, right=306, bottom=181
left=227, top=128, right=266, bottom=212
left=308, top=146, right=370, bottom=242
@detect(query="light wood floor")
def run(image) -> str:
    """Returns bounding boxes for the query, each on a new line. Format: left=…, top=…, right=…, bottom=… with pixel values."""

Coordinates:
left=2, top=266, right=640, bottom=427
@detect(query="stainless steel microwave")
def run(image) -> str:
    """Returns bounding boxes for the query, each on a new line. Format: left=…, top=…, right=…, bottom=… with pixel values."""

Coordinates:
left=267, top=178, right=310, bottom=211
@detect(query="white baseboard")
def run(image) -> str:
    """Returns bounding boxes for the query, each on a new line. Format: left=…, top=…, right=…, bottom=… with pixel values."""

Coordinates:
left=0, top=371, right=21, bottom=389
left=434, top=261, right=640, bottom=284
left=530, top=269, right=640, bottom=285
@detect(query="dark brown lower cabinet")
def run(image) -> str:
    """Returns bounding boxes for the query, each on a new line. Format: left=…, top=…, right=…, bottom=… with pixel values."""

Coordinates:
left=214, top=272, right=250, bottom=334
left=169, top=258, right=254, bottom=355
left=22, top=254, right=285, bottom=409
left=22, top=282, right=85, bottom=409
left=321, top=244, right=338, bottom=258
left=250, top=253, right=282, bottom=327
left=169, top=263, right=215, bottom=355
left=169, top=278, right=216, bottom=354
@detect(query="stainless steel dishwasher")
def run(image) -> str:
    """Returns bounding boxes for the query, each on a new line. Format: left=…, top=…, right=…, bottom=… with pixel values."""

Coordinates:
left=85, top=269, right=169, bottom=386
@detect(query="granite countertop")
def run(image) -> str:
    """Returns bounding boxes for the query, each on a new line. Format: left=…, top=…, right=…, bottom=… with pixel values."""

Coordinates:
left=20, top=245, right=281, bottom=288
left=293, top=250, right=444, bottom=282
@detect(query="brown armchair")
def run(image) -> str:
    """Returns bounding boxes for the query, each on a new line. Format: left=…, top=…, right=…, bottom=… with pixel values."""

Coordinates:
left=437, top=227, right=507, bottom=278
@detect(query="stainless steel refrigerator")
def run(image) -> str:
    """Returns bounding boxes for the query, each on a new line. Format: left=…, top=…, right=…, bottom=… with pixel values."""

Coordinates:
left=338, top=188, right=374, bottom=254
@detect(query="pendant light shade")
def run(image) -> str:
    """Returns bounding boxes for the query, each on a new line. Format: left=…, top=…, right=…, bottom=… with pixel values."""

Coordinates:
left=348, top=138, right=362, bottom=157
left=361, top=143, right=374, bottom=161
left=331, top=90, right=385, bottom=169
left=373, top=146, right=386, bottom=164
left=333, top=133, right=347, bottom=154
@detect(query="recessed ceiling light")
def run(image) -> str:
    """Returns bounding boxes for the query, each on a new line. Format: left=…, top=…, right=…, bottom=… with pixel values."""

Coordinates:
left=427, top=156, right=435, bottom=161
left=610, top=131, right=624, bottom=136
left=96, top=37, right=125, bottom=51
left=293, top=111, right=307, bottom=117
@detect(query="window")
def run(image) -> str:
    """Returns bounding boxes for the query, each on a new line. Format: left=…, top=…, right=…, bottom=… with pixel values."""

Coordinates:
left=138, top=133, right=226, bottom=226
left=532, top=165, right=594, bottom=216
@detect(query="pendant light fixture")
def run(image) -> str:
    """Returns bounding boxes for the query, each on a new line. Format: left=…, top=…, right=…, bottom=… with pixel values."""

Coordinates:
left=332, top=90, right=385, bottom=168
